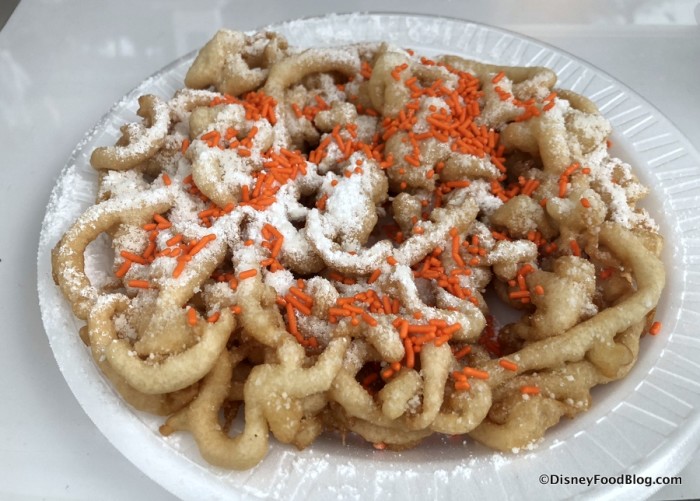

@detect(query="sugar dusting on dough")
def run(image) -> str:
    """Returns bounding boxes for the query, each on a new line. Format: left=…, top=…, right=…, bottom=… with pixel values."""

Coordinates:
left=43, top=26, right=665, bottom=494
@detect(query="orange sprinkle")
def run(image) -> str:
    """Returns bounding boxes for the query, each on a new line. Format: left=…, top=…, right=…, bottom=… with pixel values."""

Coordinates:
left=328, top=272, right=344, bottom=282
left=285, top=303, right=298, bottom=334
left=570, top=239, right=581, bottom=257
left=270, top=236, right=284, bottom=258
left=173, top=260, right=187, bottom=278
left=120, top=251, right=147, bottom=265
left=286, top=294, right=312, bottom=316
left=441, top=323, right=461, bottom=336
left=166, top=234, right=183, bottom=246
left=153, top=214, right=169, bottom=225
left=564, top=162, right=581, bottom=176
left=114, top=260, right=131, bottom=278
left=453, top=345, right=472, bottom=359
left=407, top=325, right=436, bottom=334
left=404, top=338, right=415, bottom=368
left=162, top=173, right=172, bottom=186
left=397, top=319, right=409, bottom=340
left=360, top=61, right=373, bottom=79
left=580, top=198, right=591, bottom=208
left=264, top=224, right=283, bottom=240
left=521, top=178, right=540, bottom=196
left=514, top=270, right=528, bottom=289
left=187, top=307, right=197, bottom=326
left=127, top=279, right=150, bottom=289
left=492, top=71, right=506, bottom=84
left=201, top=130, right=221, bottom=148
left=386, top=256, right=398, bottom=266
left=188, top=234, right=216, bottom=256
left=344, top=305, right=364, bottom=316
left=454, top=381, right=471, bottom=391
left=462, top=367, right=489, bottom=380
left=141, top=242, right=156, bottom=260
left=599, top=267, right=615, bottom=280
left=515, top=263, right=532, bottom=275
left=445, top=180, right=471, bottom=189
left=181, top=138, right=190, bottom=155
left=520, top=385, right=540, bottom=395
left=558, top=178, right=569, bottom=197
left=404, top=154, right=421, bottom=167
left=198, top=208, right=216, bottom=219
left=368, top=269, right=381, bottom=284
left=361, top=311, right=378, bottom=327
left=329, top=307, right=351, bottom=317
left=434, top=334, right=452, bottom=347
left=315, top=193, right=328, bottom=211
left=649, top=321, right=662, bottom=336
left=239, top=269, right=258, bottom=280
left=224, top=127, right=238, bottom=140
left=534, top=285, right=545, bottom=295
left=499, top=359, right=518, bottom=371
left=207, top=311, right=221, bottom=323
left=230, top=305, right=242, bottom=315
left=290, top=287, right=313, bottom=305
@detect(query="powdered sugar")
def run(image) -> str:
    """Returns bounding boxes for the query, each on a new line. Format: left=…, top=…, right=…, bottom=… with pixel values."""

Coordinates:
left=112, top=96, right=170, bottom=158
left=584, top=146, right=657, bottom=231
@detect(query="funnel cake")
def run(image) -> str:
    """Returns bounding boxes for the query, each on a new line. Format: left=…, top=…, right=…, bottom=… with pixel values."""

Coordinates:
left=51, top=29, right=665, bottom=468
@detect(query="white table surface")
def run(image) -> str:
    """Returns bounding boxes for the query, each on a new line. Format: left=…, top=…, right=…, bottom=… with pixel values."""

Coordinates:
left=1, top=1, right=699, bottom=499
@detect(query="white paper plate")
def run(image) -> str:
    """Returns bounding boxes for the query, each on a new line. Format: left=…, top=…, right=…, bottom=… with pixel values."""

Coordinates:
left=37, top=12, right=700, bottom=501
